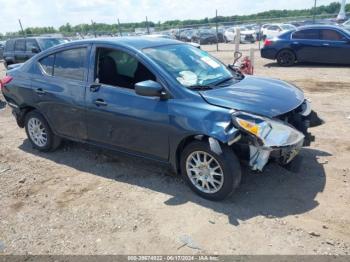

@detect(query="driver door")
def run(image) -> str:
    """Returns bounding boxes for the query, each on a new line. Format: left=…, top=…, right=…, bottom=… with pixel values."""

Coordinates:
left=85, top=45, right=170, bottom=160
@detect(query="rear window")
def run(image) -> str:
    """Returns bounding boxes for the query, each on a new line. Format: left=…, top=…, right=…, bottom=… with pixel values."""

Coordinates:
left=320, top=29, right=345, bottom=41
left=5, top=39, right=15, bottom=52
left=54, top=48, right=86, bottom=81
left=292, top=29, right=320, bottom=40
left=39, top=48, right=87, bottom=81
left=15, top=39, right=26, bottom=51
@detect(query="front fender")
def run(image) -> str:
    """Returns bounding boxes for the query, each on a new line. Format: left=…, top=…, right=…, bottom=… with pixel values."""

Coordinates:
left=168, top=98, right=239, bottom=172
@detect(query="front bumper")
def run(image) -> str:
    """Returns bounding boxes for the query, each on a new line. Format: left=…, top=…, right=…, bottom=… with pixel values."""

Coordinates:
left=249, top=134, right=304, bottom=171
left=244, top=101, right=324, bottom=171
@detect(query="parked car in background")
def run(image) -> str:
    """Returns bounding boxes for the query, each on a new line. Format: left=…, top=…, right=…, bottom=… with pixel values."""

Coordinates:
left=145, top=34, right=201, bottom=49
left=224, top=26, right=256, bottom=43
left=191, top=29, right=217, bottom=45
left=1, top=37, right=322, bottom=200
left=262, top=24, right=296, bottom=40
left=179, top=30, right=193, bottom=42
left=0, top=41, right=5, bottom=60
left=3, top=37, right=69, bottom=68
left=261, top=25, right=350, bottom=66
left=211, top=28, right=225, bottom=43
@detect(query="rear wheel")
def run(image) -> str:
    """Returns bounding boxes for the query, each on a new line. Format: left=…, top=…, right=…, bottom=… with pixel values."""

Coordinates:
left=180, top=140, right=241, bottom=201
left=276, top=49, right=296, bottom=67
left=25, top=110, right=61, bottom=152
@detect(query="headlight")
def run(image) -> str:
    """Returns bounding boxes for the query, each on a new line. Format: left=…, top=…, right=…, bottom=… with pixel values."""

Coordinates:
left=232, top=112, right=304, bottom=147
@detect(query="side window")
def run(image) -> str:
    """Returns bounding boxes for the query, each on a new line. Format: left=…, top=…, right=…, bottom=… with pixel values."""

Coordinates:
left=321, top=29, right=345, bottom=41
left=96, top=48, right=156, bottom=89
left=39, top=54, right=55, bottom=76
left=5, top=40, right=15, bottom=52
left=292, top=29, right=320, bottom=40
left=15, top=39, right=26, bottom=51
left=268, top=26, right=279, bottom=31
left=54, top=48, right=86, bottom=81
left=26, top=39, right=40, bottom=52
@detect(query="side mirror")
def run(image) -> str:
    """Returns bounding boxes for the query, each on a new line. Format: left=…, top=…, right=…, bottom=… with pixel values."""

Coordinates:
left=31, top=47, right=39, bottom=54
left=135, top=80, right=165, bottom=98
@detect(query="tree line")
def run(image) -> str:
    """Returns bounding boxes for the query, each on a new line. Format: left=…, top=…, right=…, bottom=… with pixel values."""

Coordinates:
left=1, top=1, right=349, bottom=38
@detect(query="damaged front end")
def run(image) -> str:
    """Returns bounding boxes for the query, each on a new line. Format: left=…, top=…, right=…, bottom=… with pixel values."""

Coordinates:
left=231, top=100, right=323, bottom=171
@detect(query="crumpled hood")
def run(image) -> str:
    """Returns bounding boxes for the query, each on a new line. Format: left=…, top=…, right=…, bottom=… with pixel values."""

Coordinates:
left=200, top=76, right=305, bottom=118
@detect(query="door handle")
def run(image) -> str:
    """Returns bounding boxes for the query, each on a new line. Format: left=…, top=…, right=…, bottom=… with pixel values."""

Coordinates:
left=35, top=88, right=46, bottom=95
left=322, top=43, right=330, bottom=46
left=90, top=83, right=101, bottom=92
left=94, top=99, right=107, bottom=106
left=292, top=41, right=299, bottom=45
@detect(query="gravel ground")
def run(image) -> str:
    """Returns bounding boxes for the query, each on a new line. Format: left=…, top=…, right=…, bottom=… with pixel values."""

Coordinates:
left=0, top=43, right=350, bottom=255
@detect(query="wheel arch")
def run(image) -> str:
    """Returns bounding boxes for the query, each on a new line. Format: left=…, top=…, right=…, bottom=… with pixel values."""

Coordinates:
left=16, top=105, right=37, bottom=128
left=173, top=132, right=239, bottom=174
left=276, top=48, right=297, bottom=60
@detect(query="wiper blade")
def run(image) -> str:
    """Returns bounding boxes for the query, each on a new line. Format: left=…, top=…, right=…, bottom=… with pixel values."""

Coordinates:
left=187, top=85, right=213, bottom=90
left=213, top=76, right=234, bottom=86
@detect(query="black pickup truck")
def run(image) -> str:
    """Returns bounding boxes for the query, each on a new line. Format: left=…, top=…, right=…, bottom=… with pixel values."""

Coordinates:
left=3, top=37, right=68, bottom=68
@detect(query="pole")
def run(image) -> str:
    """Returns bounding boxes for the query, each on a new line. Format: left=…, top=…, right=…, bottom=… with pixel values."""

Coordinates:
left=234, top=27, right=240, bottom=59
left=215, top=9, right=219, bottom=52
left=91, top=20, right=97, bottom=38
left=337, top=0, right=347, bottom=21
left=258, top=23, right=262, bottom=50
left=313, top=0, right=317, bottom=24
left=18, top=19, right=25, bottom=37
left=146, top=16, right=150, bottom=35
left=117, top=18, right=122, bottom=37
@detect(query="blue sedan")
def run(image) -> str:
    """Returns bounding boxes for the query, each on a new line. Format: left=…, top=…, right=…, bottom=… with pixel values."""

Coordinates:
left=1, top=37, right=322, bottom=200
left=261, top=25, right=350, bottom=66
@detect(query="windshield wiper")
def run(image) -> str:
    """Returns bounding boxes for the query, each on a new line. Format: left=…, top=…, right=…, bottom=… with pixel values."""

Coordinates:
left=187, top=85, right=213, bottom=91
left=213, top=76, right=234, bottom=86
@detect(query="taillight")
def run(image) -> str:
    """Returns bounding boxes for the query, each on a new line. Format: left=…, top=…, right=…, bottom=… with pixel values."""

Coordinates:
left=0, top=76, right=13, bottom=89
left=264, top=39, right=274, bottom=47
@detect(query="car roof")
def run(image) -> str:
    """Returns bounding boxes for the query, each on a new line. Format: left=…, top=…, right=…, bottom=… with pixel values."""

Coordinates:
left=58, top=37, right=181, bottom=50
left=296, top=25, right=346, bottom=31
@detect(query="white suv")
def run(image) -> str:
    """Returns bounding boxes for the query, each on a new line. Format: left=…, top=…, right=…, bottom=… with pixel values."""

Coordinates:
left=262, top=24, right=296, bottom=39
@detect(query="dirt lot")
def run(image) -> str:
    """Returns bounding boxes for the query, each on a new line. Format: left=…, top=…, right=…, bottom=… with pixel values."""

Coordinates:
left=0, top=43, right=350, bottom=255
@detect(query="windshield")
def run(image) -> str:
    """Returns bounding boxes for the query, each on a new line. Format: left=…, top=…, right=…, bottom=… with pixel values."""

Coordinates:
left=37, top=38, right=68, bottom=50
left=143, top=44, right=234, bottom=88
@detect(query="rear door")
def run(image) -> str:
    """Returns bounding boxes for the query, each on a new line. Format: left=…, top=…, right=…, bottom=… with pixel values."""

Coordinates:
left=319, top=29, right=350, bottom=64
left=14, top=39, right=27, bottom=63
left=291, top=29, right=322, bottom=63
left=33, top=45, right=91, bottom=140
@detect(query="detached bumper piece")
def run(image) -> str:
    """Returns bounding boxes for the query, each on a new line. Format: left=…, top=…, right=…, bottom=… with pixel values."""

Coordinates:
left=249, top=138, right=304, bottom=172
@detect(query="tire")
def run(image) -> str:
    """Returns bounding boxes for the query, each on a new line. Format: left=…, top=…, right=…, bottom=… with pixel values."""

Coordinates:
left=276, top=49, right=296, bottom=67
left=180, top=140, right=241, bottom=201
left=24, top=110, right=61, bottom=152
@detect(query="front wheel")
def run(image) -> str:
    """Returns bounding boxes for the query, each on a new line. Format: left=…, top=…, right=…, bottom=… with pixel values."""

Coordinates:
left=25, top=110, right=61, bottom=152
left=181, top=140, right=241, bottom=201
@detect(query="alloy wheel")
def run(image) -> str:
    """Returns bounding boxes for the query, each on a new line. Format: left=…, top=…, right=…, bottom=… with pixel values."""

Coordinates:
left=28, top=117, right=48, bottom=147
left=186, top=151, right=224, bottom=194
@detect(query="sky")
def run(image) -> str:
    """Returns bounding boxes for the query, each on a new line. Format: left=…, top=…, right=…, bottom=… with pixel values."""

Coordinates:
left=0, top=0, right=340, bottom=33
